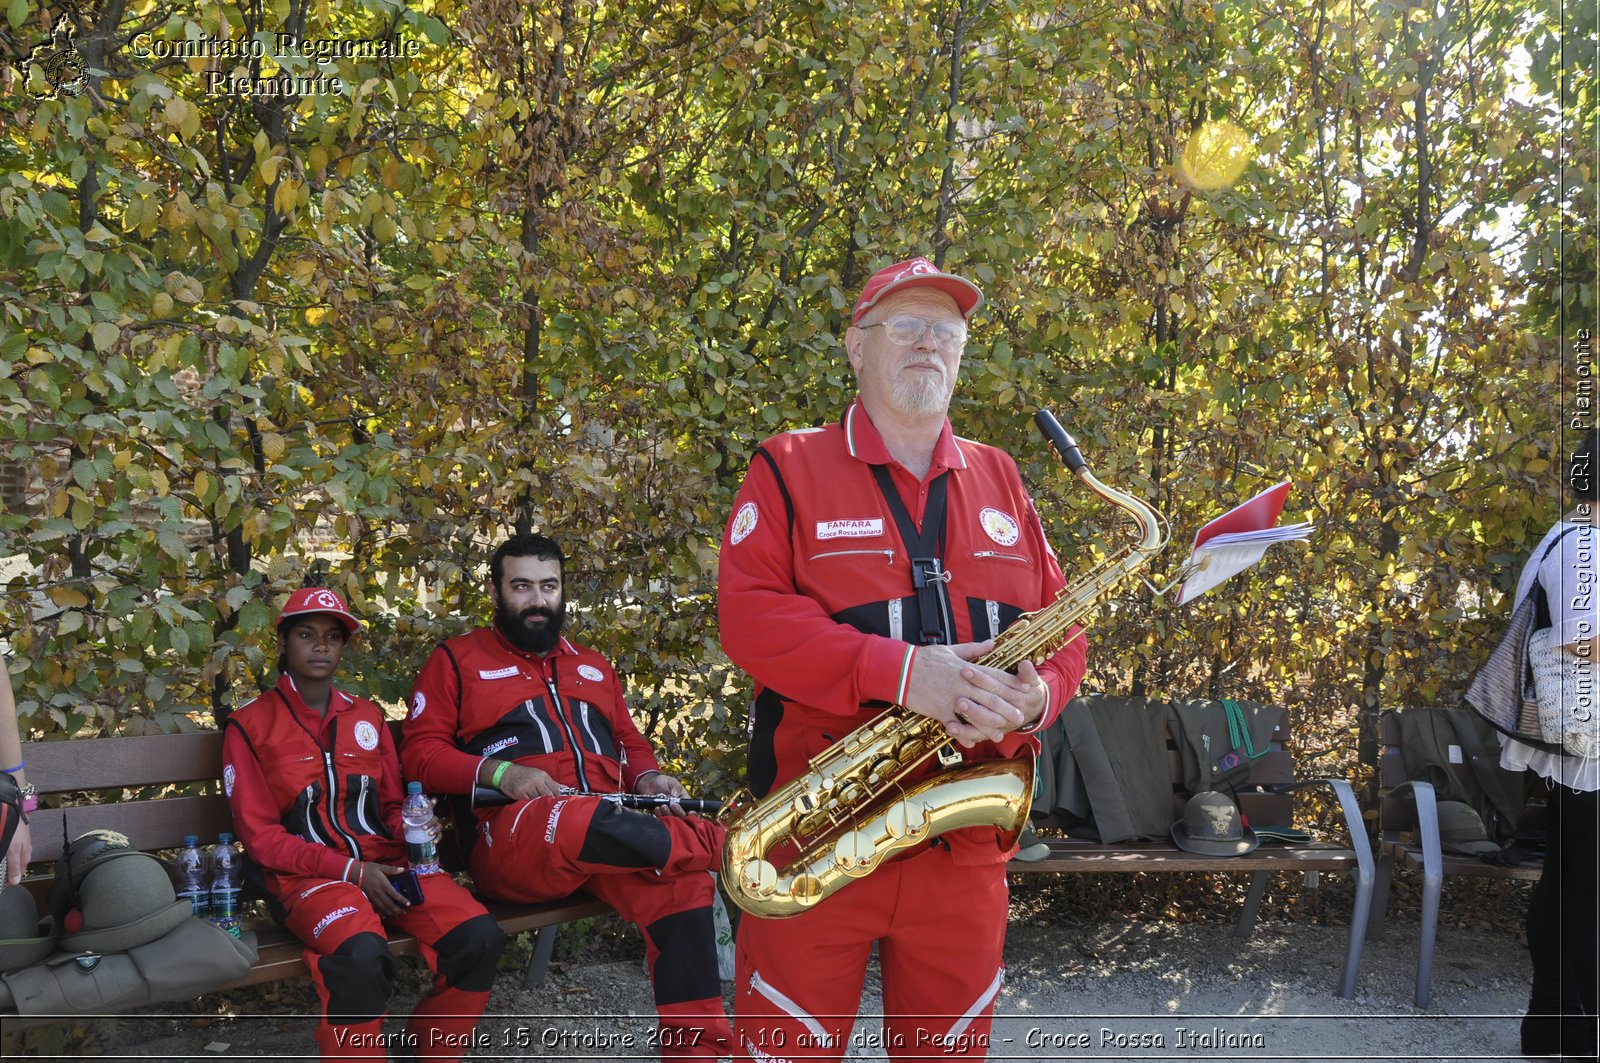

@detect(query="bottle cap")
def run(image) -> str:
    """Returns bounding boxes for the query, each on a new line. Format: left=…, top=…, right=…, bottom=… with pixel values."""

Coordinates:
left=183, top=834, right=199, bottom=846
left=407, top=781, right=422, bottom=794
left=218, top=832, right=234, bottom=843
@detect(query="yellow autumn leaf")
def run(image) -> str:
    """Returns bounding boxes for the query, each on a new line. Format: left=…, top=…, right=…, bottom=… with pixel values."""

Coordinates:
left=261, top=432, right=286, bottom=463
left=163, top=96, right=189, bottom=131
left=48, top=586, right=89, bottom=608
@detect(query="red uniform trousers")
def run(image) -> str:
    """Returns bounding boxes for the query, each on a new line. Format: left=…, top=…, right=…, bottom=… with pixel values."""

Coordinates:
left=279, top=871, right=504, bottom=1062
left=734, top=844, right=1008, bottom=1063
left=470, top=794, right=734, bottom=1059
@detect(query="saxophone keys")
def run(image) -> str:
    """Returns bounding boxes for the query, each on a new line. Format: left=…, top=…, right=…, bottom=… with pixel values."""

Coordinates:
left=789, top=874, right=825, bottom=906
left=886, top=800, right=929, bottom=837
left=741, top=859, right=779, bottom=895
left=792, top=772, right=833, bottom=815
left=833, top=830, right=874, bottom=873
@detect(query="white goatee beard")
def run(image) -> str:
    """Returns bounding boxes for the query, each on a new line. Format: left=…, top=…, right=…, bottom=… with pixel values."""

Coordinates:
left=890, top=368, right=952, bottom=416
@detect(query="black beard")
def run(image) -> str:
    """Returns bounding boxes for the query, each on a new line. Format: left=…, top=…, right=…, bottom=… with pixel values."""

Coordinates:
left=495, top=597, right=565, bottom=654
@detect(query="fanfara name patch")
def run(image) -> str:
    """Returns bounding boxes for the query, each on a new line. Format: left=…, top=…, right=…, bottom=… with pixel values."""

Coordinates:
left=979, top=507, right=1021, bottom=547
left=353, top=720, right=380, bottom=751
left=816, top=518, right=884, bottom=540
left=577, top=663, right=605, bottom=682
left=730, top=502, right=759, bottom=544
left=479, top=666, right=519, bottom=680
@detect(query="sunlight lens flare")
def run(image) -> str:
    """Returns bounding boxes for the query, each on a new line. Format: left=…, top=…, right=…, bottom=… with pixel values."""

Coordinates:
left=1179, top=121, right=1254, bottom=190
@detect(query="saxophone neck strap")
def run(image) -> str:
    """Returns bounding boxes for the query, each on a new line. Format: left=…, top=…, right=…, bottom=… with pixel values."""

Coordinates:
left=870, top=464, right=953, bottom=645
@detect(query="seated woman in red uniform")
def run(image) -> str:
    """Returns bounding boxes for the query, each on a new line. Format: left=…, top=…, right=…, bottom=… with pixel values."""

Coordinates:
left=222, top=588, right=506, bottom=1061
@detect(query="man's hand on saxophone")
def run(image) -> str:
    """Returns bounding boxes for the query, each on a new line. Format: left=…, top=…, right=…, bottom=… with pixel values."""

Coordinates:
left=958, top=657, right=1049, bottom=737
left=900, top=639, right=1046, bottom=745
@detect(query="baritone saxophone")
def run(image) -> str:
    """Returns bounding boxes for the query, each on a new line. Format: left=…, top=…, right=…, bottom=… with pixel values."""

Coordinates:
left=720, top=411, right=1167, bottom=917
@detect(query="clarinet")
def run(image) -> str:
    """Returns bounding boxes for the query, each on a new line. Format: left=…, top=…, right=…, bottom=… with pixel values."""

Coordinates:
left=471, top=783, right=721, bottom=814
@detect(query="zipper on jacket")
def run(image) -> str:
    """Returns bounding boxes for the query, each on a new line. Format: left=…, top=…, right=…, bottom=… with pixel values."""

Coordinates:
left=544, top=670, right=591, bottom=793
left=807, top=548, right=895, bottom=563
left=322, top=752, right=362, bottom=856
left=522, top=699, right=555, bottom=752
left=576, top=702, right=604, bottom=756
left=888, top=598, right=904, bottom=642
left=972, top=550, right=1033, bottom=566
left=351, top=774, right=382, bottom=836
left=300, top=784, right=328, bottom=846
left=748, top=970, right=833, bottom=1046
left=986, top=599, right=1002, bottom=641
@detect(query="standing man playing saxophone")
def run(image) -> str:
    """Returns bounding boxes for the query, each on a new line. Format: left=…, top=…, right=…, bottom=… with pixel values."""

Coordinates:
left=716, top=257, right=1088, bottom=1060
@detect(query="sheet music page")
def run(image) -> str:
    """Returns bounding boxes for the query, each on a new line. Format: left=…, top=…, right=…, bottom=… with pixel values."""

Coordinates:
left=1176, top=541, right=1276, bottom=605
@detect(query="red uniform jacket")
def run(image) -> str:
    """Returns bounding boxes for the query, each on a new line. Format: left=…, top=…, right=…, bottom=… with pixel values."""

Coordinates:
left=717, top=400, right=1087, bottom=863
left=402, top=627, right=660, bottom=814
left=222, top=675, right=405, bottom=894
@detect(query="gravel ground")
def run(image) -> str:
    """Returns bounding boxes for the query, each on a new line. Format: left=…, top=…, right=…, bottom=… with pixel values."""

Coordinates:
left=5, top=878, right=1541, bottom=1063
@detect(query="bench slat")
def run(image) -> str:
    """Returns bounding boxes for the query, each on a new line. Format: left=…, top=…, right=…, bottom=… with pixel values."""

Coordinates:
left=1011, top=840, right=1361, bottom=874
left=59, top=795, right=233, bottom=858
left=25, top=733, right=225, bottom=793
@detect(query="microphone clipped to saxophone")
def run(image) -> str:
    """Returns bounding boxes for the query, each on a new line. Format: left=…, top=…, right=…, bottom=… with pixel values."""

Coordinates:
left=719, top=411, right=1168, bottom=917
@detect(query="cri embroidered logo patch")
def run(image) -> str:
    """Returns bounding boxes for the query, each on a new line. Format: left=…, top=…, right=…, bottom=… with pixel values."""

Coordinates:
left=979, top=507, right=1021, bottom=546
left=816, top=518, right=884, bottom=540
left=730, top=502, right=759, bottom=544
left=222, top=763, right=236, bottom=797
left=577, top=663, right=604, bottom=682
left=410, top=691, right=426, bottom=719
left=353, top=720, right=379, bottom=751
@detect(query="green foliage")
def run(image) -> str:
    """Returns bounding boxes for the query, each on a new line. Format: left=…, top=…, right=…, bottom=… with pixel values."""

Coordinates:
left=0, top=0, right=1584, bottom=792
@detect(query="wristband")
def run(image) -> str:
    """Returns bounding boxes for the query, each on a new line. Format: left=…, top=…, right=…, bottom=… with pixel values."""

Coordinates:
left=632, top=769, right=662, bottom=791
left=0, top=760, right=22, bottom=776
left=343, top=858, right=357, bottom=885
left=489, top=761, right=511, bottom=791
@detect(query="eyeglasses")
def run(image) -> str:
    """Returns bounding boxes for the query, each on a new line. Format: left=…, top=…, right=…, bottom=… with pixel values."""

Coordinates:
left=858, top=315, right=968, bottom=352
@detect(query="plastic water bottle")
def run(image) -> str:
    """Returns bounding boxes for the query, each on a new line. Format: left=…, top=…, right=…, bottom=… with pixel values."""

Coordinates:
left=176, top=834, right=210, bottom=920
left=210, top=832, right=242, bottom=937
left=403, top=782, right=440, bottom=875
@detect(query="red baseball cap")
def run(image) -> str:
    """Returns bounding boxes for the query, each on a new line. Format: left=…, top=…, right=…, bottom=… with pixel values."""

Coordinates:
left=277, top=587, right=361, bottom=634
left=851, top=256, right=984, bottom=325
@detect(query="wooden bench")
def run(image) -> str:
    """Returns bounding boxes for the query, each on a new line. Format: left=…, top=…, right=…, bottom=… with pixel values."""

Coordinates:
left=1372, top=708, right=1542, bottom=1007
left=1007, top=697, right=1374, bottom=1000
left=3, top=730, right=612, bottom=1024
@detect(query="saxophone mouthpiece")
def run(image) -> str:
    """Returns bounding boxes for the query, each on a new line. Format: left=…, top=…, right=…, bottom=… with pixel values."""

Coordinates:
left=1034, top=411, right=1087, bottom=474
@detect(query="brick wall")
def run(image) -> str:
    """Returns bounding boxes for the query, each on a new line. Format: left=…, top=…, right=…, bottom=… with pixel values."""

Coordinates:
left=0, top=460, right=26, bottom=515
